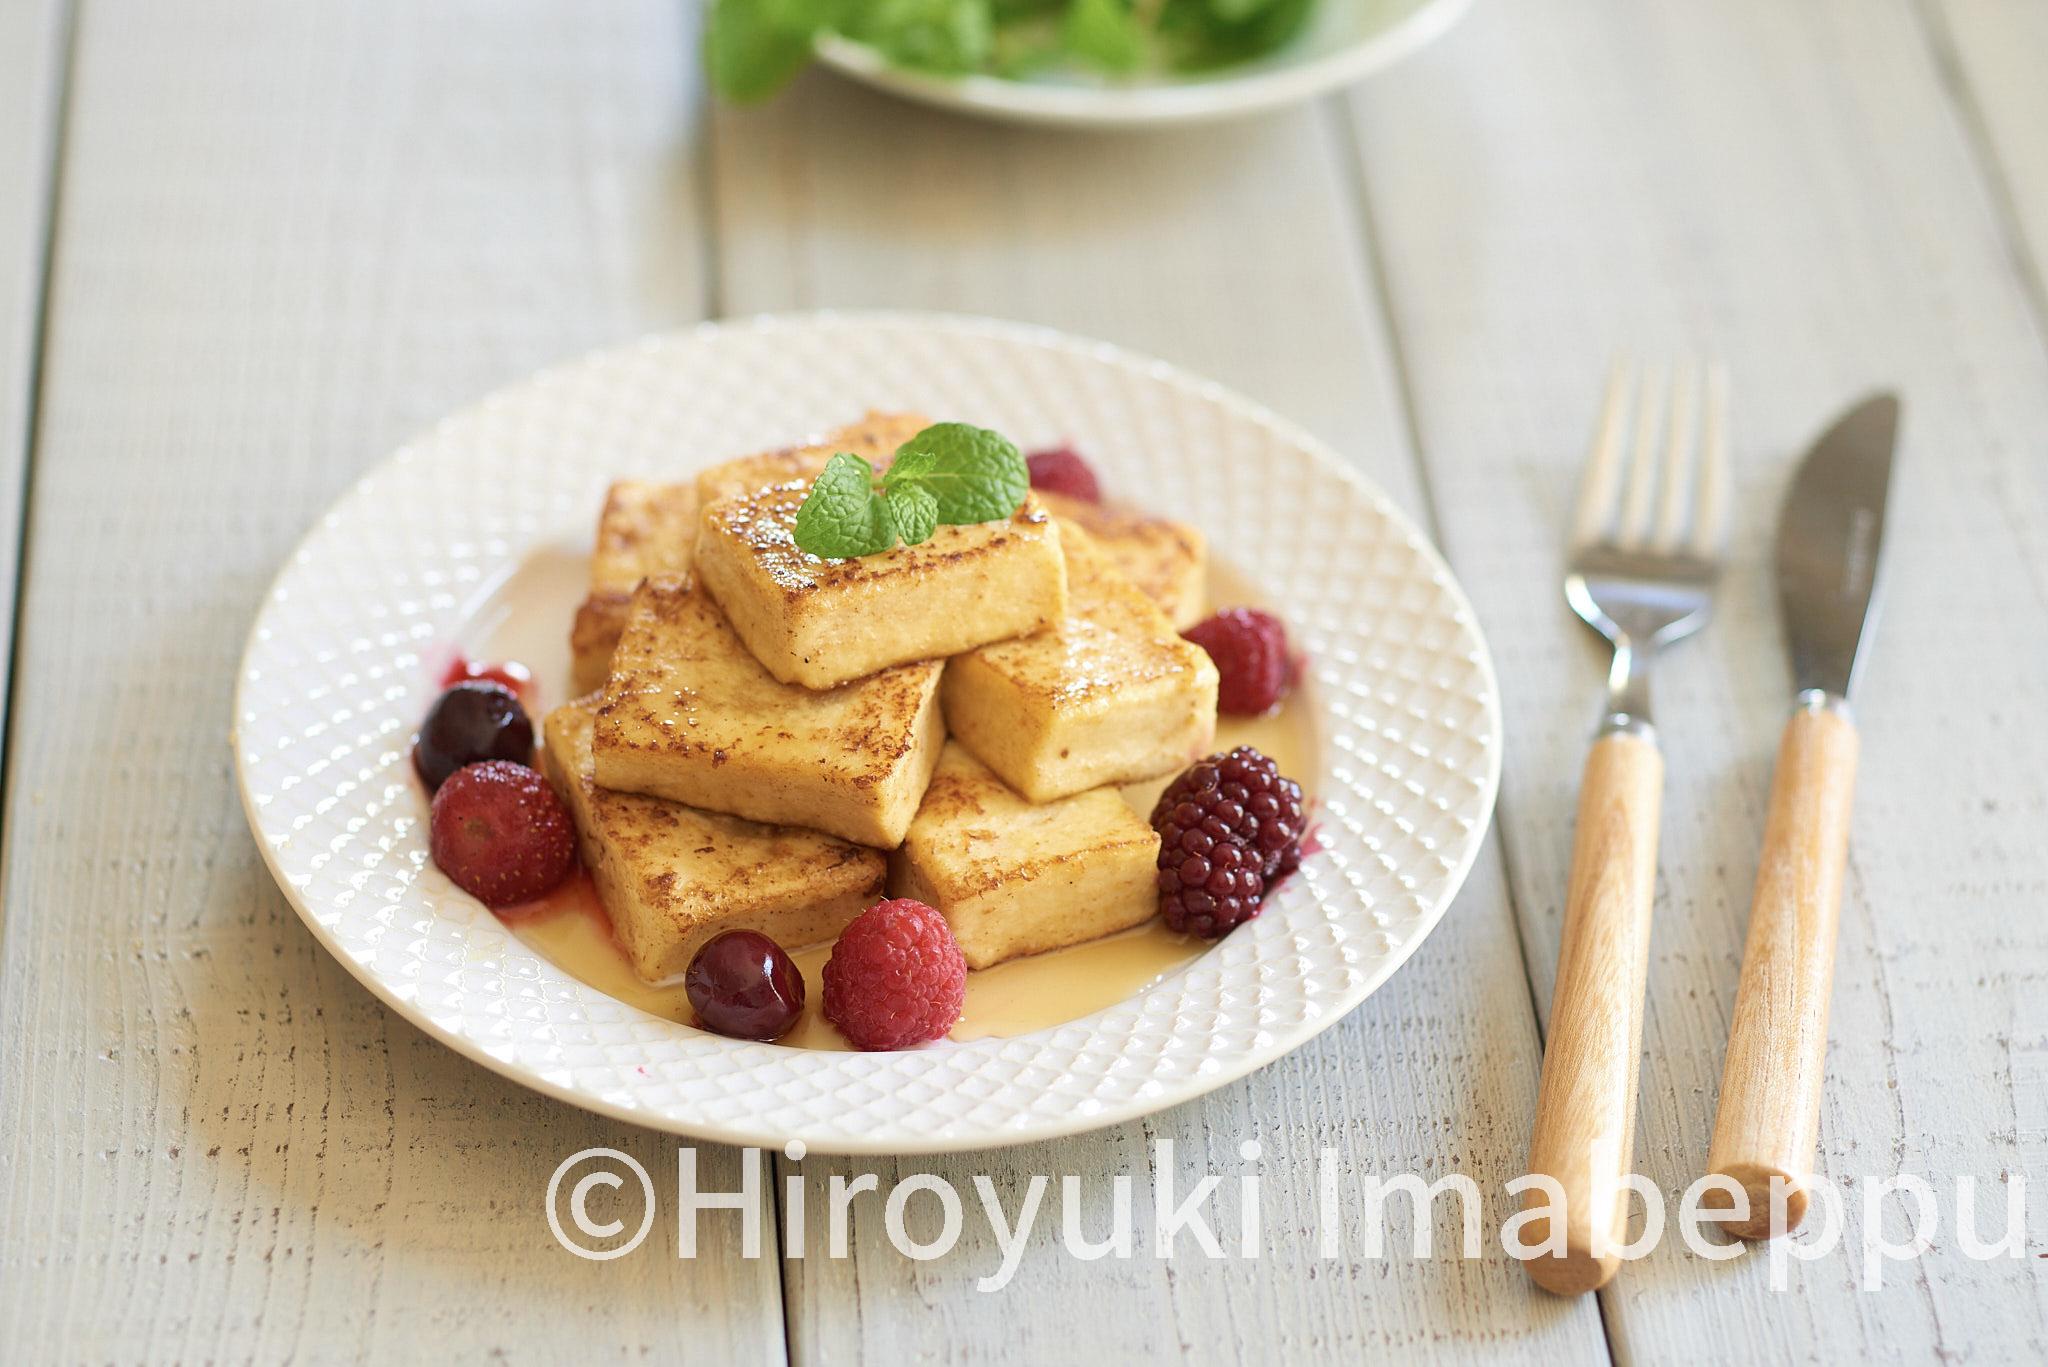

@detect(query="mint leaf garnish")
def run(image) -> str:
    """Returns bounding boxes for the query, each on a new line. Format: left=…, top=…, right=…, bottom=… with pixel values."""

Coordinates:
left=793, top=452, right=897, bottom=558
left=881, top=422, right=1029, bottom=525
left=885, top=481, right=940, bottom=546
left=790, top=422, right=1030, bottom=559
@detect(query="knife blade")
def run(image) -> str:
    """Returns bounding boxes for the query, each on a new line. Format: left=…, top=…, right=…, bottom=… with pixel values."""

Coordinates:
left=1775, top=393, right=1898, bottom=701
left=1706, top=392, right=1901, bottom=1239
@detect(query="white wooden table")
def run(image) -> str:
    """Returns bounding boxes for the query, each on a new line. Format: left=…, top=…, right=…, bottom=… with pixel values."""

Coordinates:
left=1, top=2, right=2044, bottom=1362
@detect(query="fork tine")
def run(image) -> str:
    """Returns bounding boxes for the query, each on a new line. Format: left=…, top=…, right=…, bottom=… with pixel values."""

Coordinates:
left=1690, top=362, right=1730, bottom=556
left=1618, top=362, right=1666, bottom=545
left=1573, top=360, right=1633, bottom=547
left=1652, top=362, right=1700, bottom=551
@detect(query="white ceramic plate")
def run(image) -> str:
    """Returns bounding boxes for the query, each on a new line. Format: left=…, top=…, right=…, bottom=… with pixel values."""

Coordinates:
left=234, top=313, right=1499, bottom=1154
left=815, top=0, right=1472, bottom=129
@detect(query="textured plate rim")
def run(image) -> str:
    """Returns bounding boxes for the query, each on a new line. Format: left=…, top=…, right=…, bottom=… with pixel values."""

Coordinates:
left=232, top=310, right=1502, bottom=1154
left=813, top=0, right=1474, bottom=129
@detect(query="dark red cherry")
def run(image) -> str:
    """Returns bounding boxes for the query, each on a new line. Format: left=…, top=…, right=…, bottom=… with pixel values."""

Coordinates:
left=414, top=680, right=534, bottom=791
left=686, top=931, right=806, bottom=1042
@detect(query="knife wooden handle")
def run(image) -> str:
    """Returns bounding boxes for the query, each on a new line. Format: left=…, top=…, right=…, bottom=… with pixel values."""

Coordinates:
left=1707, top=702, right=1859, bottom=1239
left=1524, top=731, right=1662, bottom=1295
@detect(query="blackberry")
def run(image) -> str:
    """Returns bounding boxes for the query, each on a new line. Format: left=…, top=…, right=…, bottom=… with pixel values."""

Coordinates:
left=1151, top=746, right=1306, bottom=880
left=1156, top=828, right=1266, bottom=938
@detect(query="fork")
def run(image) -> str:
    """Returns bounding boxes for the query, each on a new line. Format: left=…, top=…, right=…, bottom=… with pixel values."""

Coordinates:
left=1523, top=362, right=1729, bottom=1295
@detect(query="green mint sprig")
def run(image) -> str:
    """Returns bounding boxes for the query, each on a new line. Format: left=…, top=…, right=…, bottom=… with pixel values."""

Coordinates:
left=791, top=422, right=1029, bottom=559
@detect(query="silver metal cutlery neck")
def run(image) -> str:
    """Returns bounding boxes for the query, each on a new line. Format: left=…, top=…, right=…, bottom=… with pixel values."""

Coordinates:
left=1596, top=636, right=1659, bottom=741
left=1794, top=687, right=1853, bottom=722
left=1565, top=358, right=1729, bottom=749
left=1597, top=712, right=1658, bottom=742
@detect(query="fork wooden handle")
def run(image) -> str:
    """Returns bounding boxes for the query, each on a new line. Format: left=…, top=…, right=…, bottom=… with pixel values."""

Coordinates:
left=1524, top=731, right=1662, bottom=1295
left=1706, top=703, right=1859, bottom=1238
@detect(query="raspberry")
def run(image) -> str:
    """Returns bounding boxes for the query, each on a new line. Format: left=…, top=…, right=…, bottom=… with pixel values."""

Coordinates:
left=1026, top=446, right=1102, bottom=503
left=428, top=760, right=576, bottom=907
left=1184, top=608, right=1294, bottom=715
left=821, top=899, right=967, bottom=1051
left=1163, top=750, right=1302, bottom=889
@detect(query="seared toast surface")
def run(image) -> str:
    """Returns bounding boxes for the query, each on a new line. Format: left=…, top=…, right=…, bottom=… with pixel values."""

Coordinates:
left=888, top=744, right=1160, bottom=970
left=942, top=523, right=1218, bottom=803
left=541, top=699, right=883, bottom=982
left=592, top=577, right=946, bottom=847
left=1037, top=490, right=1207, bottom=630
left=696, top=484, right=1067, bottom=689
left=571, top=480, right=700, bottom=694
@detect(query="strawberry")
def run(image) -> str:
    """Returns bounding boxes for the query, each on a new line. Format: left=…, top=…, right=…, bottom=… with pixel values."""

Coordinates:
left=428, top=761, right=575, bottom=907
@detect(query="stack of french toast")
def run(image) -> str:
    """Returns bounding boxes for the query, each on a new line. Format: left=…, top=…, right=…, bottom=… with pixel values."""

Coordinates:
left=539, top=413, right=1222, bottom=985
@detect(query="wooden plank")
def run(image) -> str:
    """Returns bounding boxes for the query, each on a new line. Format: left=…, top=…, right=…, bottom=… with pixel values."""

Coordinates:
left=712, top=75, right=1605, bottom=1365
left=1342, top=0, right=2048, bottom=1358
left=0, top=0, right=67, bottom=738
left=0, top=4, right=785, bottom=1363
left=1922, top=0, right=2048, bottom=315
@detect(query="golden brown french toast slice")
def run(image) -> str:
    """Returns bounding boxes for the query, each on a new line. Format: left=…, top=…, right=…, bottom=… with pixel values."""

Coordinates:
left=591, top=577, right=946, bottom=847
left=570, top=416, right=926, bottom=694
left=695, top=483, right=1067, bottom=690
left=1037, top=490, right=1208, bottom=629
left=694, top=411, right=930, bottom=506
left=941, top=523, right=1218, bottom=803
left=888, top=744, right=1161, bottom=970
left=570, top=480, right=701, bottom=695
left=540, top=699, right=883, bottom=983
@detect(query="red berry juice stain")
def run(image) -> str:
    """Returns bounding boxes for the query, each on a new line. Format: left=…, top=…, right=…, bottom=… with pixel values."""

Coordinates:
left=1266, top=814, right=1324, bottom=897
left=492, top=865, right=614, bottom=946
left=440, top=653, right=534, bottom=700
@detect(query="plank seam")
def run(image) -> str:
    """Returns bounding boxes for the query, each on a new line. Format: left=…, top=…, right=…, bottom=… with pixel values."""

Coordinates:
left=1323, top=93, right=1623, bottom=1355
left=0, top=0, right=79, bottom=935
left=1319, top=98, right=1559, bottom=1049
left=1907, top=0, right=2048, bottom=351
left=769, top=1153, right=798, bottom=1367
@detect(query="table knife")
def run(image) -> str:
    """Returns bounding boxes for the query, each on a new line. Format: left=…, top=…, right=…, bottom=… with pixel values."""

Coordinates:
left=1707, top=393, right=1898, bottom=1238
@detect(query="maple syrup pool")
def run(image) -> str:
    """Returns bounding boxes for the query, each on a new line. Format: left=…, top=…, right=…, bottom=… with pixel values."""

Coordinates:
left=460, top=548, right=1317, bottom=1050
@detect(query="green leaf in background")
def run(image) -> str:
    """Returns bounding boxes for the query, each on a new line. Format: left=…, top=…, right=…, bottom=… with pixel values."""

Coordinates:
left=1061, top=0, right=1146, bottom=74
left=793, top=452, right=897, bottom=558
left=706, top=0, right=818, bottom=102
left=1205, top=0, right=1284, bottom=23
left=1161, top=0, right=1312, bottom=71
left=991, top=0, right=1066, bottom=18
left=853, top=0, right=997, bottom=75
left=989, top=0, right=1067, bottom=76
left=882, top=422, right=1029, bottom=525
left=703, top=0, right=1324, bottom=100
left=764, top=0, right=852, bottom=25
